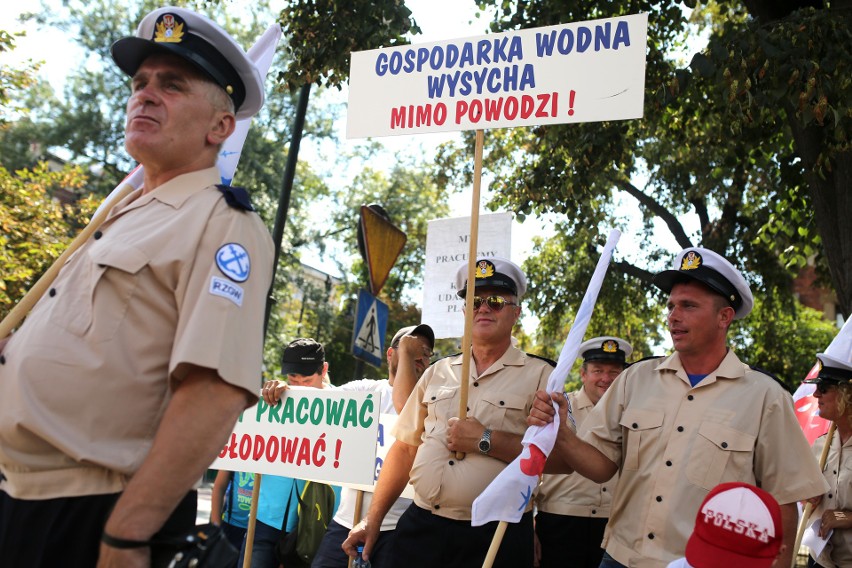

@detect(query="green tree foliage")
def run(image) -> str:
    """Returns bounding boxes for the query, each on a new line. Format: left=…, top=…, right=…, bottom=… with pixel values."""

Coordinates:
left=0, top=163, right=97, bottom=319
left=277, top=0, right=421, bottom=90
left=432, top=0, right=846, bottom=384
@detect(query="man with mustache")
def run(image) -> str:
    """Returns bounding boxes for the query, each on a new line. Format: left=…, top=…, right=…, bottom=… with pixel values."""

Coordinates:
left=530, top=247, right=828, bottom=568
left=0, top=7, right=273, bottom=567
left=343, top=257, right=554, bottom=567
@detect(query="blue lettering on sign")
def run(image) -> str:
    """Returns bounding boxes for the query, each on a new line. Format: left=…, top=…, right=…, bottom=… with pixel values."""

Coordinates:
left=216, top=243, right=251, bottom=282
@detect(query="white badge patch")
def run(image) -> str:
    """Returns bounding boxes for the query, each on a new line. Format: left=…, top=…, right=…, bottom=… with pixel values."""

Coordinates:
left=216, top=243, right=251, bottom=282
left=209, top=276, right=244, bottom=307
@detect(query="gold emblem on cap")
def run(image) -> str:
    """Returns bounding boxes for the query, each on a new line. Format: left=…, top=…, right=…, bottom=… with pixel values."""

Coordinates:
left=154, top=14, right=185, bottom=43
left=602, top=340, right=618, bottom=353
left=680, top=250, right=702, bottom=271
left=475, top=260, right=495, bottom=279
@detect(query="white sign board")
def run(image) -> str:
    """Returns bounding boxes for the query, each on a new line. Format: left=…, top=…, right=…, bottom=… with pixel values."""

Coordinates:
left=348, top=13, right=648, bottom=138
left=340, top=414, right=415, bottom=499
left=422, top=213, right=512, bottom=338
left=212, top=388, right=379, bottom=485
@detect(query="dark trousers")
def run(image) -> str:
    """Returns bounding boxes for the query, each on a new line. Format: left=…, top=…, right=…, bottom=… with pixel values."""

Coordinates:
left=0, top=489, right=196, bottom=568
left=311, top=519, right=397, bottom=567
left=598, top=552, right=628, bottom=568
left=389, top=504, right=534, bottom=568
left=535, top=512, right=607, bottom=568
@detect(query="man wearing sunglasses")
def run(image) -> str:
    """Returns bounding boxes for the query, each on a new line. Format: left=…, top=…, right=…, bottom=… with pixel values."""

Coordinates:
left=535, top=336, right=633, bottom=568
left=344, top=257, right=553, bottom=567
left=530, top=247, right=828, bottom=568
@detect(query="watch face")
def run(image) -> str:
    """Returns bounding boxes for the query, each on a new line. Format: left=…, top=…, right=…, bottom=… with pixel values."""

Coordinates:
left=479, top=439, right=490, bottom=452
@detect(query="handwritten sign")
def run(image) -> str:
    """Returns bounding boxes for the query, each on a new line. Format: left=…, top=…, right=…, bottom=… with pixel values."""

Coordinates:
left=212, top=388, right=380, bottom=485
left=348, top=13, right=648, bottom=138
left=421, top=213, right=512, bottom=338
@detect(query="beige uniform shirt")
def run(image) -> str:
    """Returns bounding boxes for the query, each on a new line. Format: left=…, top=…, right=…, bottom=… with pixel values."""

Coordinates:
left=537, top=387, right=618, bottom=517
left=392, top=346, right=552, bottom=521
left=579, top=350, right=829, bottom=568
left=0, top=168, right=274, bottom=499
left=809, top=432, right=852, bottom=568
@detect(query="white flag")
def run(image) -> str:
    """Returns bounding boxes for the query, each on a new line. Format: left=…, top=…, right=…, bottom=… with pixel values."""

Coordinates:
left=471, top=229, right=621, bottom=526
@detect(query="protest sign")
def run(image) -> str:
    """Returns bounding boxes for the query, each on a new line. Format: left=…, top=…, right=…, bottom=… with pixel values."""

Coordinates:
left=342, top=414, right=415, bottom=499
left=422, top=213, right=512, bottom=338
left=348, top=13, right=648, bottom=138
left=212, top=388, right=379, bottom=485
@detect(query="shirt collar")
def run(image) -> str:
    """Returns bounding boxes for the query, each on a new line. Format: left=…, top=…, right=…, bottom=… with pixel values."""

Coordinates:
left=450, top=345, right=526, bottom=378
left=115, top=167, right=220, bottom=215
left=656, top=349, right=745, bottom=387
left=573, top=387, right=595, bottom=410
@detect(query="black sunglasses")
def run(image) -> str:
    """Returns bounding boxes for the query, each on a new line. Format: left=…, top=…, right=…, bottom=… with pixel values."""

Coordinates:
left=471, top=295, right=518, bottom=311
left=815, top=382, right=837, bottom=394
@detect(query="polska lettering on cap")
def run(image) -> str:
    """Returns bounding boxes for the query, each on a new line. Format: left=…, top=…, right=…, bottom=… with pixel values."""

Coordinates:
left=652, top=247, right=754, bottom=320
left=455, top=257, right=527, bottom=299
left=111, top=6, right=264, bottom=119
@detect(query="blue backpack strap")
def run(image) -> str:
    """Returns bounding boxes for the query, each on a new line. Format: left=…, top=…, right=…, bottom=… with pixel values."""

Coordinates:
left=216, top=184, right=255, bottom=211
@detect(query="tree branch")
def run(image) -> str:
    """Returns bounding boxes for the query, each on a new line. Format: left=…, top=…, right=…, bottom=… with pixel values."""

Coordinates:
left=615, top=179, right=693, bottom=249
left=612, top=260, right=656, bottom=286
left=690, top=198, right=710, bottom=241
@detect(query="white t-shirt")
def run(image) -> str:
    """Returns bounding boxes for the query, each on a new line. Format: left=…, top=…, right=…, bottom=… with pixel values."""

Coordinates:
left=332, top=379, right=413, bottom=530
left=666, top=559, right=692, bottom=568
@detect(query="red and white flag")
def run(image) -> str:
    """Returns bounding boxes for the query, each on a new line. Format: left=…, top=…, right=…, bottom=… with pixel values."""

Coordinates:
left=471, top=230, right=621, bottom=526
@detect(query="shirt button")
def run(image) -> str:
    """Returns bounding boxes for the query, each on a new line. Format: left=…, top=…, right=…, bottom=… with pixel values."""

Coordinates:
left=721, top=442, right=728, bottom=449
left=666, top=460, right=673, bottom=467
left=94, top=230, right=103, bottom=240
left=829, top=493, right=833, bottom=499
left=687, top=395, right=694, bottom=401
left=656, top=496, right=662, bottom=502
left=648, top=533, right=655, bottom=540
left=677, top=426, right=684, bottom=432
left=431, top=396, right=436, bottom=401
left=499, top=401, right=505, bottom=406
left=592, top=509, right=597, bottom=514
left=473, top=382, right=479, bottom=387
left=434, top=505, right=441, bottom=510
left=632, top=423, right=638, bottom=429
left=49, top=288, right=56, bottom=297
left=602, top=487, right=607, bottom=492
left=448, top=460, right=454, bottom=466
left=0, top=355, right=5, bottom=365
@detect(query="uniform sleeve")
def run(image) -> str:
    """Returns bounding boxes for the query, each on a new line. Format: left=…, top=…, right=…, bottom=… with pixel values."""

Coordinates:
left=753, top=388, right=829, bottom=504
left=391, top=364, right=433, bottom=446
left=578, top=366, right=629, bottom=466
left=170, top=199, right=274, bottom=395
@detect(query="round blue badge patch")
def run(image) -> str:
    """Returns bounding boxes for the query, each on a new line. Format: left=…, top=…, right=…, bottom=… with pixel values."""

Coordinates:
left=216, top=243, right=251, bottom=282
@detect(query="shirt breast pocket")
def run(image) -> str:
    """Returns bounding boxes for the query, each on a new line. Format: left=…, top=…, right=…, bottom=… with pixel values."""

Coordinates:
left=423, top=386, right=457, bottom=432
left=620, top=409, right=664, bottom=471
left=53, top=244, right=149, bottom=342
left=686, top=421, right=755, bottom=490
left=478, top=393, right=527, bottom=432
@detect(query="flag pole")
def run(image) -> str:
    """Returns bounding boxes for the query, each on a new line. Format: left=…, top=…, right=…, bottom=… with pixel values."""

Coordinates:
left=243, top=473, right=262, bottom=568
left=482, top=521, right=507, bottom=568
left=792, top=420, right=835, bottom=567
left=456, top=128, right=485, bottom=460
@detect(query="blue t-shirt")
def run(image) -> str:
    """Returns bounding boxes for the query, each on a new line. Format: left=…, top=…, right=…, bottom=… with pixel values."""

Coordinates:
left=687, top=373, right=708, bottom=387
left=223, top=471, right=255, bottom=529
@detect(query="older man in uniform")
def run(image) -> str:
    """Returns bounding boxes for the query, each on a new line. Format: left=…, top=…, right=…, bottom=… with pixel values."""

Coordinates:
left=343, top=257, right=553, bottom=567
left=535, top=336, right=632, bottom=568
left=0, top=7, right=273, bottom=568
left=530, top=247, right=828, bottom=568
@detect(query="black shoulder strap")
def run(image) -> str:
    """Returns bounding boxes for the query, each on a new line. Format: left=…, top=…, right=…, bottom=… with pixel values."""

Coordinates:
left=625, top=355, right=665, bottom=368
left=216, top=184, right=255, bottom=211
left=748, top=365, right=790, bottom=392
left=526, top=352, right=557, bottom=367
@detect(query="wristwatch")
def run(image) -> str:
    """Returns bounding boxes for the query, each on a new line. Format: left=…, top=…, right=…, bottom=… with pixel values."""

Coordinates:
left=478, top=427, right=493, bottom=454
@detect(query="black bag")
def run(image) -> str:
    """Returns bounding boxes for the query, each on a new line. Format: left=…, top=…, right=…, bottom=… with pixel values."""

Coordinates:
left=274, top=484, right=308, bottom=567
left=152, top=523, right=239, bottom=568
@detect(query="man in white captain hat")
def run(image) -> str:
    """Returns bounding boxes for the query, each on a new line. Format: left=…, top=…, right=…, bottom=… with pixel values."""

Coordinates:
left=0, top=6, right=272, bottom=567
left=344, top=257, right=554, bottom=567
left=535, top=336, right=633, bottom=568
left=530, top=247, right=828, bottom=568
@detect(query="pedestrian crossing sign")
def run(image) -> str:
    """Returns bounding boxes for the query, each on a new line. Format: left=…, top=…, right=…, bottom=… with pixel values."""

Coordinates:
left=352, top=289, right=388, bottom=368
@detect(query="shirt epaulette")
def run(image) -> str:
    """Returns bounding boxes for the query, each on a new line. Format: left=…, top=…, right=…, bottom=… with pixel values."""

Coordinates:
left=748, top=365, right=790, bottom=391
left=625, top=355, right=664, bottom=368
left=216, top=184, right=255, bottom=211
left=526, top=353, right=557, bottom=367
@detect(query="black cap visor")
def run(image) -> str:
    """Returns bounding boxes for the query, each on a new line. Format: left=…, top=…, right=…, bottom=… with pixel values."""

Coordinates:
left=111, top=36, right=246, bottom=111
left=653, top=266, right=742, bottom=311
left=583, top=349, right=627, bottom=365
left=458, top=271, right=518, bottom=299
